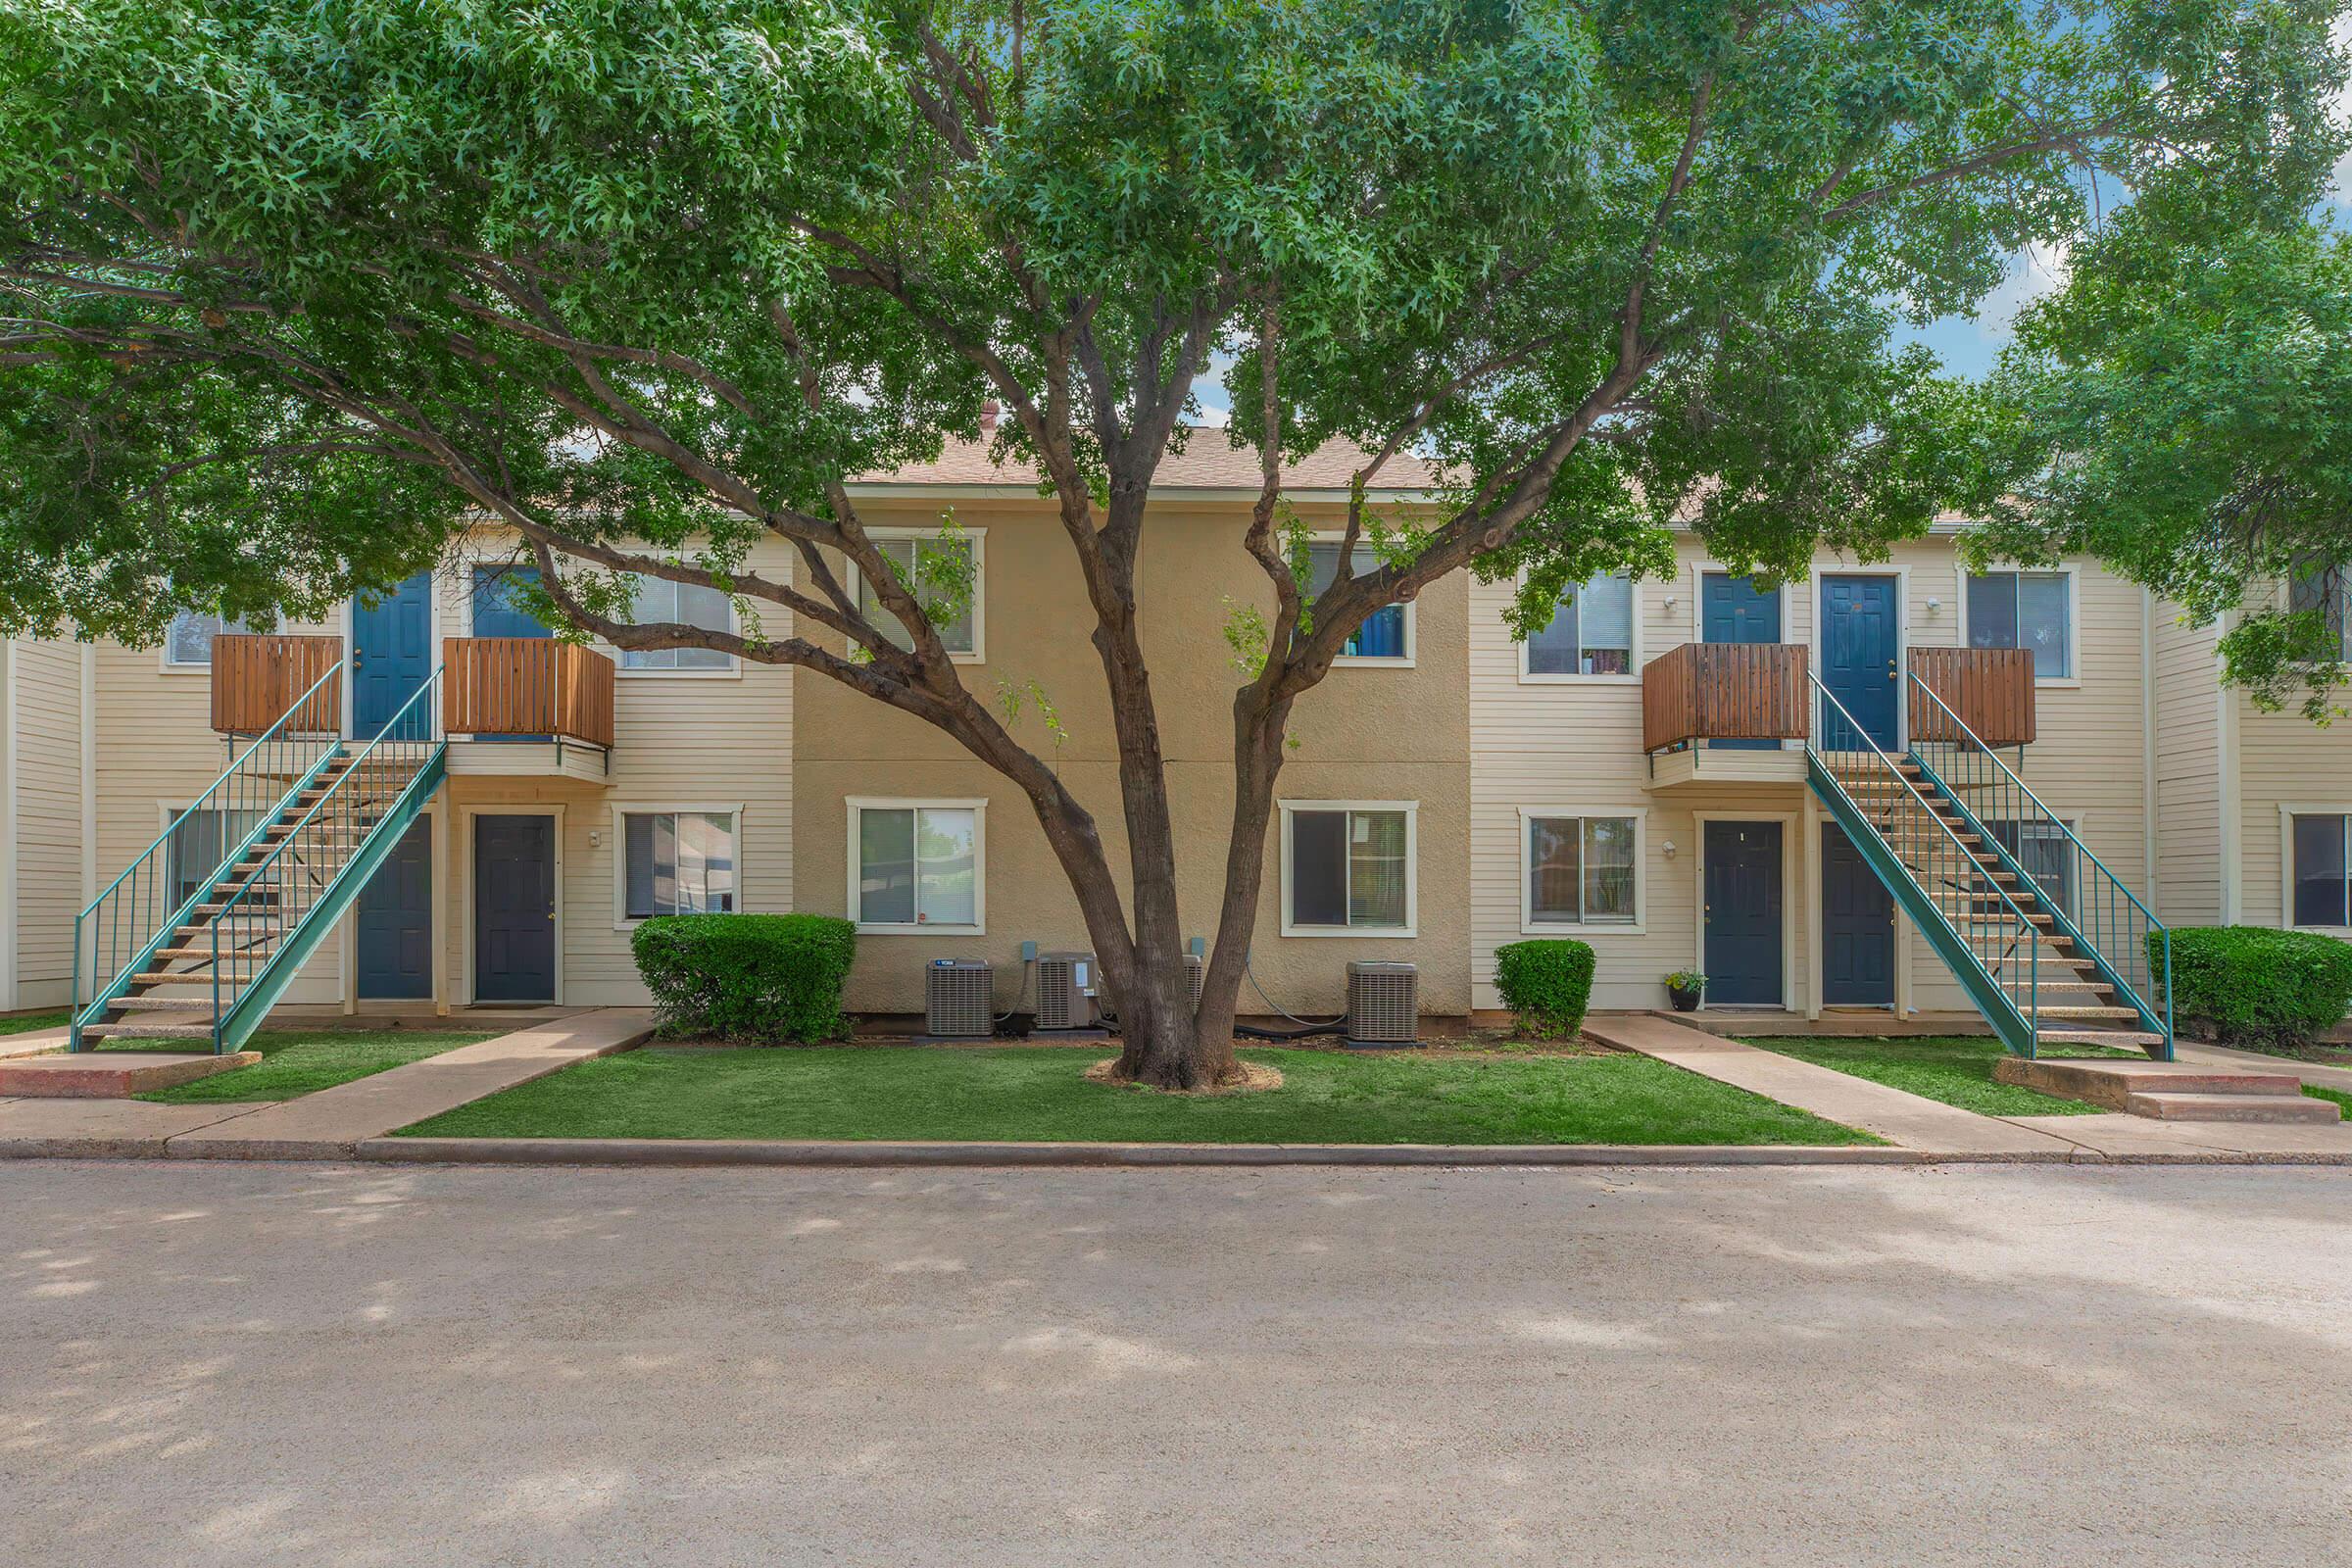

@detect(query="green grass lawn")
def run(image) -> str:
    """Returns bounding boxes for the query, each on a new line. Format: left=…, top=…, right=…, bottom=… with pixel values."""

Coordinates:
left=1742, top=1035, right=2146, bottom=1117
left=134, top=1030, right=496, bottom=1103
left=397, top=1044, right=1881, bottom=1147
left=0, top=1008, right=68, bottom=1036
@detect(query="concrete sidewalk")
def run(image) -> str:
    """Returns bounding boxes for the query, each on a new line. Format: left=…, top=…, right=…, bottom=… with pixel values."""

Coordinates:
left=0, top=1008, right=652, bottom=1160
left=1583, top=1013, right=2082, bottom=1157
left=1592, top=1012, right=2352, bottom=1163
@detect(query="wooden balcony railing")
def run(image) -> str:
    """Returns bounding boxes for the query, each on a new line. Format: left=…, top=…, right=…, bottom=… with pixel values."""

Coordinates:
left=1641, top=642, right=1811, bottom=753
left=211, top=634, right=343, bottom=735
left=1908, top=646, right=2035, bottom=747
left=442, top=637, right=615, bottom=749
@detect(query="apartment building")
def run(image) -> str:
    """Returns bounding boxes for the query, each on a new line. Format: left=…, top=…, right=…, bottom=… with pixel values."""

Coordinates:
left=6, top=436, right=2347, bottom=1051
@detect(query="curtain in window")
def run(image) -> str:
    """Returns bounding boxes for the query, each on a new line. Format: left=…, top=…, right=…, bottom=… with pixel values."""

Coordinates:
left=623, top=577, right=734, bottom=668
left=1582, top=816, right=1637, bottom=922
left=625, top=812, right=737, bottom=916
left=1528, top=818, right=1583, bottom=920
left=1347, top=811, right=1408, bottom=927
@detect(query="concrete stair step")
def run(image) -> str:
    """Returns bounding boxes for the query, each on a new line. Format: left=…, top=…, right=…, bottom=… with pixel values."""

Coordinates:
left=1995, top=1055, right=2311, bottom=1114
left=2124, top=1091, right=2340, bottom=1124
left=76, top=1021, right=218, bottom=1040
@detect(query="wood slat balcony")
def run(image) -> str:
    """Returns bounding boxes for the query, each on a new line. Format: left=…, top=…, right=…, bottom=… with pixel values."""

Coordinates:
left=1641, top=642, right=1811, bottom=754
left=211, top=635, right=343, bottom=736
left=1909, top=647, right=2035, bottom=747
left=442, top=637, right=615, bottom=750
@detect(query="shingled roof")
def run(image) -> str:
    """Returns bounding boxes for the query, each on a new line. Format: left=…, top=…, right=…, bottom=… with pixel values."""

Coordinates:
left=854, top=428, right=1437, bottom=490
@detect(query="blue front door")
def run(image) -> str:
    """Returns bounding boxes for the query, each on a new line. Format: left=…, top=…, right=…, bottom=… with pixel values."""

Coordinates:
left=1820, top=575, right=1900, bottom=750
left=1702, top=571, right=1782, bottom=750
left=471, top=565, right=548, bottom=640
left=1821, top=823, right=1895, bottom=1005
left=356, top=817, right=432, bottom=1000
left=352, top=571, right=433, bottom=738
left=1703, top=820, right=1784, bottom=1006
left=475, top=814, right=556, bottom=1002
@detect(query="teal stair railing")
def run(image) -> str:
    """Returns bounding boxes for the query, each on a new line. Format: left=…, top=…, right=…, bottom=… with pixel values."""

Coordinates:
left=69, top=663, right=344, bottom=1051
left=1905, top=672, right=2174, bottom=1057
left=1806, top=671, right=2046, bottom=1057
left=206, top=667, right=446, bottom=1053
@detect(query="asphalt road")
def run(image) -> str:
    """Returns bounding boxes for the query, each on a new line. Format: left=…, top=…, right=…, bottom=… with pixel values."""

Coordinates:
left=3, top=1160, right=2347, bottom=1566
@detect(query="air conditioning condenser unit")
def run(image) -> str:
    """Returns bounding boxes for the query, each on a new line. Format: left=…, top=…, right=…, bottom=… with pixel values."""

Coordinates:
left=1035, top=951, right=1105, bottom=1034
left=924, top=957, right=994, bottom=1040
left=1345, top=960, right=1420, bottom=1049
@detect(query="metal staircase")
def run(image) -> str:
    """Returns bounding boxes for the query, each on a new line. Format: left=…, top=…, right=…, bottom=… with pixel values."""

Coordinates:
left=1805, top=670, right=2173, bottom=1060
left=70, top=668, right=446, bottom=1054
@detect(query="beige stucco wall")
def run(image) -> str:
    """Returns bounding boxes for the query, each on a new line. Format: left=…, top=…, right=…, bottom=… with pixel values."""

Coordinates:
left=794, top=496, right=1473, bottom=1017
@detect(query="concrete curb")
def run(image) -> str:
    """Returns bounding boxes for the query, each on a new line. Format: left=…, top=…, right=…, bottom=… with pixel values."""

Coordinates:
left=367, top=1136, right=2002, bottom=1168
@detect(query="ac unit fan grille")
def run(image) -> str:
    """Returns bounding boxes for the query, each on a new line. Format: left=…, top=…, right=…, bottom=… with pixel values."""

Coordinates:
left=925, top=960, right=994, bottom=1038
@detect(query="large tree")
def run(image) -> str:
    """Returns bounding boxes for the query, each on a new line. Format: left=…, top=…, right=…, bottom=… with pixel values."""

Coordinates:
left=1975, top=190, right=2352, bottom=721
left=1, top=0, right=2340, bottom=1085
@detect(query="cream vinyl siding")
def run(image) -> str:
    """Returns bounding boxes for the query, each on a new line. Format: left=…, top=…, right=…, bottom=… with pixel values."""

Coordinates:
left=2233, top=692, right=2352, bottom=938
left=6, top=641, right=90, bottom=1006
left=436, top=543, right=795, bottom=1006
left=2149, top=604, right=2225, bottom=925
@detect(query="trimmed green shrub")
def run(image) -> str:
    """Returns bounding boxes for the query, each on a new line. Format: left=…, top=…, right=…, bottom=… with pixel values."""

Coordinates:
left=1493, top=939, right=1598, bottom=1038
left=632, top=913, right=857, bottom=1044
left=2150, top=926, right=2352, bottom=1051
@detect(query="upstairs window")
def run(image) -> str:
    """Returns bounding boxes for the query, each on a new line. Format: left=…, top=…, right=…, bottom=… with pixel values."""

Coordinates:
left=1525, top=814, right=1640, bottom=927
left=2289, top=563, right=2352, bottom=662
left=858, top=533, right=981, bottom=659
left=1301, top=542, right=1410, bottom=662
left=621, top=576, right=734, bottom=671
left=2292, top=813, right=2351, bottom=929
left=1283, top=804, right=1414, bottom=933
left=1525, top=573, right=1634, bottom=676
left=165, top=609, right=271, bottom=668
left=1967, top=571, right=2073, bottom=679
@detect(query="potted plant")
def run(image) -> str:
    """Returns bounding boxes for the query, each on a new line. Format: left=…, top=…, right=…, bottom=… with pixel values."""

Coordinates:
left=1664, top=970, right=1705, bottom=1011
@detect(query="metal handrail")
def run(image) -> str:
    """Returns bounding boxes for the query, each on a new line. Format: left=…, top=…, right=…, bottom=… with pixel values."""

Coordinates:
left=1808, top=671, right=2045, bottom=1050
left=1905, top=671, right=2173, bottom=1055
left=207, top=666, right=443, bottom=1049
left=70, top=662, right=343, bottom=1047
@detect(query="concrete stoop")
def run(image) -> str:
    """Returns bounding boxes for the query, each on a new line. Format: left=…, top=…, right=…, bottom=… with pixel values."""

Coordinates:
left=0, top=1051, right=259, bottom=1098
left=1995, top=1057, right=2337, bottom=1124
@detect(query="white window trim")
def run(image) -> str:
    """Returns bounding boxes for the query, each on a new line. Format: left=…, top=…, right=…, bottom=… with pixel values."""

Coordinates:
left=2278, top=804, right=2352, bottom=936
left=1516, top=807, right=1647, bottom=935
left=845, top=526, right=989, bottom=665
left=1514, top=567, right=1640, bottom=685
left=1307, top=533, right=1415, bottom=668
left=158, top=607, right=280, bottom=675
left=846, top=796, right=988, bottom=935
left=1957, top=563, right=2082, bottom=689
left=610, top=803, right=746, bottom=930
left=1278, top=799, right=1418, bottom=938
left=612, top=573, right=745, bottom=680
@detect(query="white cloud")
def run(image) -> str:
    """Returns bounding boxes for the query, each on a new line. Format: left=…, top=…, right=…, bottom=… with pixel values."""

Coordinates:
left=1972, top=238, right=2073, bottom=348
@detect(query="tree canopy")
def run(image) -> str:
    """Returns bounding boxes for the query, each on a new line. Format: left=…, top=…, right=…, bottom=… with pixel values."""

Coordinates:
left=2, top=0, right=2343, bottom=1082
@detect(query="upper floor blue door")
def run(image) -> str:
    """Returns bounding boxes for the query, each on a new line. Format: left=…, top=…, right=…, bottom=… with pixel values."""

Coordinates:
left=1702, top=571, right=1782, bottom=750
left=470, top=565, right=548, bottom=640
left=1820, top=574, right=1900, bottom=750
left=352, top=571, right=433, bottom=739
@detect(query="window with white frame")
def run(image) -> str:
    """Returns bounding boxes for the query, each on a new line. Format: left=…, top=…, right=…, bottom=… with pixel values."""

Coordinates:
left=2289, top=563, right=2352, bottom=662
left=1299, top=541, right=1410, bottom=661
left=164, top=609, right=271, bottom=668
left=1967, top=570, right=2073, bottom=678
left=1524, top=572, right=1634, bottom=675
left=1524, top=814, right=1639, bottom=927
left=1988, top=819, right=2077, bottom=922
left=851, top=801, right=981, bottom=929
left=621, top=810, right=738, bottom=918
left=2291, top=812, right=2351, bottom=928
left=858, top=534, right=980, bottom=657
left=621, top=576, right=735, bottom=670
left=1284, top=804, right=1413, bottom=932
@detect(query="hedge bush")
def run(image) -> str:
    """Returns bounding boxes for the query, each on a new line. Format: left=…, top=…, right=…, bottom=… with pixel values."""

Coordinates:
left=1493, top=939, right=1597, bottom=1038
left=632, top=913, right=857, bottom=1044
left=2150, top=926, right=2352, bottom=1051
